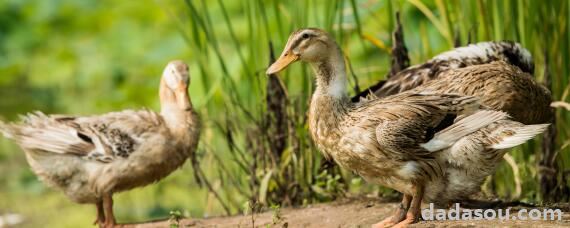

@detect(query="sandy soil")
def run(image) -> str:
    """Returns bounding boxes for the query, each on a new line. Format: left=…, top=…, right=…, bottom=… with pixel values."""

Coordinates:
left=124, top=197, right=570, bottom=228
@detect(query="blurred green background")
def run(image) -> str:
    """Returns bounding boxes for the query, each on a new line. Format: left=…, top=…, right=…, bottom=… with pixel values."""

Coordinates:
left=0, top=0, right=568, bottom=227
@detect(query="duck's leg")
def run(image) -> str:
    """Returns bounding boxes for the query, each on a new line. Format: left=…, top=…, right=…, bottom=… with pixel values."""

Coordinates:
left=392, top=185, right=425, bottom=228
left=102, top=194, right=116, bottom=228
left=94, top=199, right=105, bottom=227
left=371, top=194, right=412, bottom=228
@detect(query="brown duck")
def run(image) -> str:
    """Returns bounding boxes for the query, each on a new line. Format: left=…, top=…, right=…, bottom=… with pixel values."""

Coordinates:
left=0, top=60, right=200, bottom=228
left=267, top=28, right=550, bottom=227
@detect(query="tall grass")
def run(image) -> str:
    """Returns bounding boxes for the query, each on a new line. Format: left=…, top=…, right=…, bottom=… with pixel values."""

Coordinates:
left=173, top=0, right=570, bottom=215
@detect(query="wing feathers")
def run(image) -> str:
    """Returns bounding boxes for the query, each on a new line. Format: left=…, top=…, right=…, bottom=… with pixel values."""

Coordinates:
left=421, top=110, right=509, bottom=152
left=491, top=124, right=549, bottom=149
left=0, top=110, right=162, bottom=162
left=357, top=41, right=534, bottom=99
left=0, top=120, right=12, bottom=139
left=8, top=113, right=94, bottom=155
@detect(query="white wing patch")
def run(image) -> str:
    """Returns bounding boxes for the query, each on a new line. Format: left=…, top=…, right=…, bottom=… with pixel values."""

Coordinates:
left=433, top=41, right=534, bottom=73
left=434, top=42, right=495, bottom=61
left=491, top=124, right=549, bottom=149
left=421, top=110, right=509, bottom=152
left=0, top=121, right=13, bottom=139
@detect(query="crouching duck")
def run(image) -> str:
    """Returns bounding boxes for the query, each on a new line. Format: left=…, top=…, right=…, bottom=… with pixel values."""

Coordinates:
left=0, top=60, right=200, bottom=228
left=267, top=28, right=549, bottom=227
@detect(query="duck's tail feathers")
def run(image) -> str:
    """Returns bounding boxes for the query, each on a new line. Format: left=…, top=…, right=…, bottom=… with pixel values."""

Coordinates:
left=15, top=113, right=86, bottom=154
left=433, top=41, right=534, bottom=74
left=421, top=110, right=509, bottom=152
left=494, top=41, right=534, bottom=74
left=491, top=124, right=549, bottom=150
left=0, top=120, right=14, bottom=139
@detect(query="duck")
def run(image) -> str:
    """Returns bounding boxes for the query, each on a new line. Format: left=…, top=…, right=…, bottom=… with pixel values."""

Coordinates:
left=0, top=60, right=200, bottom=228
left=354, top=41, right=537, bottom=102
left=266, top=28, right=550, bottom=227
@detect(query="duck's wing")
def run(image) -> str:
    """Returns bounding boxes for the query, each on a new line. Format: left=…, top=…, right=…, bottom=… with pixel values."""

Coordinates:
left=366, top=93, right=507, bottom=180
left=354, top=41, right=534, bottom=100
left=0, top=110, right=165, bottom=163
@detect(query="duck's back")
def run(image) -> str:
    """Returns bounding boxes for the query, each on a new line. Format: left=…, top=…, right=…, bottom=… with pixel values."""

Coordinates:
left=411, top=61, right=552, bottom=124
left=354, top=41, right=535, bottom=101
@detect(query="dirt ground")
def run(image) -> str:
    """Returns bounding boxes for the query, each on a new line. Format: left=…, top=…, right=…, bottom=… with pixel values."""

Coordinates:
left=125, top=197, right=570, bottom=228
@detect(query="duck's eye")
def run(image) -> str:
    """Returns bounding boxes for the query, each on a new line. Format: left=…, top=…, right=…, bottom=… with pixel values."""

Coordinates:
left=302, top=33, right=310, bottom=39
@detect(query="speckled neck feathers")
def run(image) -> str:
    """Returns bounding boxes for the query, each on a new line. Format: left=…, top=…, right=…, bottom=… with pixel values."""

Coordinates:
left=310, top=45, right=348, bottom=99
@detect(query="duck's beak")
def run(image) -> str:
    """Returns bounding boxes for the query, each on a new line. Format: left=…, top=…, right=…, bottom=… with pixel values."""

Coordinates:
left=266, top=50, right=299, bottom=75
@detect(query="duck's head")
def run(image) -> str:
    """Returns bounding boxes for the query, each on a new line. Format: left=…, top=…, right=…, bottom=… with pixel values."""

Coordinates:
left=160, top=60, right=192, bottom=111
left=163, top=60, right=190, bottom=91
left=267, top=28, right=337, bottom=74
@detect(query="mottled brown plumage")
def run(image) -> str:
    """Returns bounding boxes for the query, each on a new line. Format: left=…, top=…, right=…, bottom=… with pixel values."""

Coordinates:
left=407, top=61, right=552, bottom=124
left=355, top=41, right=537, bottom=101
left=267, top=28, right=549, bottom=227
left=0, top=61, right=200, bottom=228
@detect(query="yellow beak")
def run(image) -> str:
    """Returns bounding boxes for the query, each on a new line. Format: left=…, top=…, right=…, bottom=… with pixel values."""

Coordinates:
left=266, top=50, right=299, bottom=75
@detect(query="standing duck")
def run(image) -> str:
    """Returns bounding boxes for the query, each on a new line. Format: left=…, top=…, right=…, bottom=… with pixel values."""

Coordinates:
left=355, top=41, right=537, bottom=101
left=267, top=28, right=549, bottom=227
left=0, top=60, right=200, bottom=227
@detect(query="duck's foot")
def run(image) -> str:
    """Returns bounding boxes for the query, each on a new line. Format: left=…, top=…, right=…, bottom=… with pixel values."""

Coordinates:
left=94, top=219, right=105, bottom=228
left=93, top=216, right=106, bottom=227
left=103, top=220, right=116, bottom=228
left=94, top=217, right=106, bottom=227
left=390, top=184, right=424, bottom=228
left=372, top=215, right=399, bottom=228
left=371, top=194, right=412, bottom=228
left=392, top=212, right=419, bottom=228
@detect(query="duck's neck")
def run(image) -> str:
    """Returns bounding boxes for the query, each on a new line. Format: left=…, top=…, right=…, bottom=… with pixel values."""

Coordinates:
left=159, top=79, right=198, bottom=138
left=308, top=46, right=351, bottom=117
left=307, top=48, right=350, bottom=161
left=310, top=50, right=348, bottom=100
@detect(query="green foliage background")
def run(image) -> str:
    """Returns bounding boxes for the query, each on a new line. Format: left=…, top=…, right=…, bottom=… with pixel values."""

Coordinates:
left=0, top=0, right=568, bottom=227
